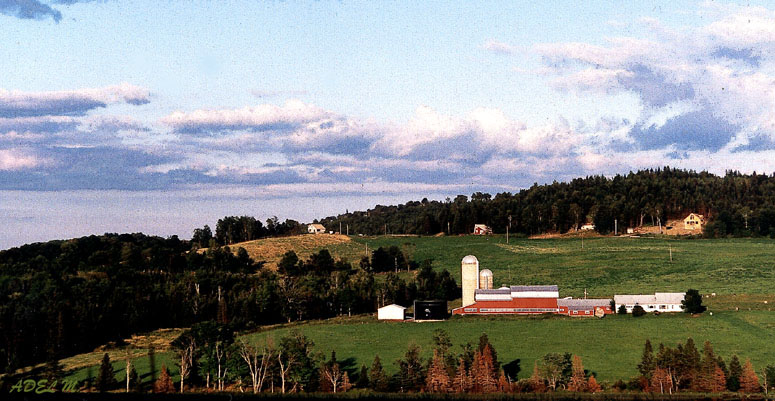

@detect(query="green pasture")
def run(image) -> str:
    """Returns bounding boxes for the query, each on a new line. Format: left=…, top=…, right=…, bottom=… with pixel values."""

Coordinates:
left=242, top=311, right=775, bottom=382
left=346, top=236, right=775, bottom=297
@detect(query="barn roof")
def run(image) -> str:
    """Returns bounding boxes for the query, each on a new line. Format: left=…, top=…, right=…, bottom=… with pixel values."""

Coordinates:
left=614, top=293, right=685, bottom=305
left=378, top=304, right=406, bottom=311
left=463, top=298, right=559, bottom=309
left=510, top=285, right=558, bottom=292
left=557, top=298, right=612, bottom=307
left=475, top=288, right=511, bottom=295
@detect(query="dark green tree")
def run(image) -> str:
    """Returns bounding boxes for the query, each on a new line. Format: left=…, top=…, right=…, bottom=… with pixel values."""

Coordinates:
left=728, top=355, right=742, bottom=391
left=95, top=353, right=117, bottom=392
left=638, top=339, right=656, bottom=378
left=369, top=355, right=389, bottom=392
left=632, top=305, right=646, bottom=317
left=682, top=289, right=707, bottom=314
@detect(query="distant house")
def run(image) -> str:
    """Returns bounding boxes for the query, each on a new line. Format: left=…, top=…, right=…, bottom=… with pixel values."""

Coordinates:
left=377, top=304, right=406, bottom=321
left=683, top=213, right=705, bottom=231
left=473, top=224, right=492, bottom=235
left=614, top=292, right=686, bottom=313
left=307, top=223, right=326, bottom=234
left=580, top=223, right=596, bottom=231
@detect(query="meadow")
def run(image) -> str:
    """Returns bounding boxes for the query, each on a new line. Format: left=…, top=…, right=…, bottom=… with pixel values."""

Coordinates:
left=51, top=235, right=775, bottom=385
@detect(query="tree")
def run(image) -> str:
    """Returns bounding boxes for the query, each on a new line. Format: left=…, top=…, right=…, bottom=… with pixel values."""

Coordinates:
left=682, top=289, right=707, bottom=314
left=694, top=341, right=725, bottom=393
left=567, top=355, right=586, bottom=392
left=153, top=365, right=175, bottom=393
left=396, top=343, right=425, bottom=392
left=96, top=353, right=117, bottom=392
left=650, top=367, right=673, bottom=394
left=740, top=359, right=761, bottom=393
left=452, top=357, right=470, bottom=393
left=763, top=365, right=775, bottom=395
left=425, top=350, right=451, bottom=392
left=369, top=355, right=389, bottom=392
left=237, top=337, right=274, bottom=393
left=529, top=361, right=546, bottom=392
left=278, top=331, right=317, bottom=393
left=471, top=344, right=498, bottom=393
left=127, top=365, right=142, bottom=392
left=638, top=340, right=655, bottom=378
left=728, top=355, right=742, bottom=391
left=618, top=304, right=627, bottom=314
left=632, top=305, right=646, bottom=317
left=355, top=364, right=369, bottom=389
left=171, top=331, right=196, bottom=393
left=319, top=351, right=344, bottom=393
left=587, top=375, right=601, bottom=393
left=538, top=353, right=568, bottom=390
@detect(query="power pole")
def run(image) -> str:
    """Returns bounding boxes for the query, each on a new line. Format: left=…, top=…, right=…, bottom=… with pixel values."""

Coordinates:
left=507, top=215, right=512, bottom=244
left=447, top=221, right=450, bottom=235
left=614, top=219, right=618, bottom=236
left=669, top=245, right=673, bottom=262
left=385, top=224, right=387, bottom=236
left=340, top=221, right=342, bottom=235
left=346, top=224, right=349, bottom=236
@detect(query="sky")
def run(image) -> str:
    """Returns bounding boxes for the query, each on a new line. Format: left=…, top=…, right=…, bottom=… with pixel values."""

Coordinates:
left=2, top=1, right=775, bottom=249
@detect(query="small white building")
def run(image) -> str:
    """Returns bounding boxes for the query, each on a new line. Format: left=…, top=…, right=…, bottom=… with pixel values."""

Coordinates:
left=377, top=304, right=406, bottom=321
left=614, top=292, right=685, bottom=313
left=307, top=224, right=326, bottom=234
left=580, top=223, right=596, bottom=231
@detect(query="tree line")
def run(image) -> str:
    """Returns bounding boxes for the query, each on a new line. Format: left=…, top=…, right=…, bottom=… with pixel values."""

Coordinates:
left=315, top=168, right=775, bottom=237
left=0, top=234, right=457, bottom=374
left=64, top=329, right=775, bottom=395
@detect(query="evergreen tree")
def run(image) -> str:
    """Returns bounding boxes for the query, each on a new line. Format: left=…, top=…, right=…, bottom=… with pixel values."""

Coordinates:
left=369, top=355, right=389, bottom=392
left=355, top=364, right=369, bottom=388
left=650, top=367, right=673, bottom=394
left=617, top=304, right=627, bottom=314
left=153, top=365, right=175, bottom=393
left=587, top=375, right=602, bottom=393
left=638, top=339, right=655, bottom=378
left=128, top=365, right=142, bottom=392
left=728, top=355, right=742, bottom=391
left=396, top=343, right=425, bottom=392
left=632, top=305, right=646, bottom=317
left=95, top=353, right=117, bottom=392
left=452, top=357, right=470, bottom=393
left=740, top=359, right=761, bottom=393
left=425, top=350, right=451, bottom=392
left=682, top=289, right=707, bottom=314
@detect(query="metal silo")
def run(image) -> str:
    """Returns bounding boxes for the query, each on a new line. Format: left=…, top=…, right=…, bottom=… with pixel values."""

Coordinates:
left=479, top=269, right=493, bottom=290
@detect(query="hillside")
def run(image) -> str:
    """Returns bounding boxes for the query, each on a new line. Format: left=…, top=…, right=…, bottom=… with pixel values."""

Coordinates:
left=210, top=234, right=363, bottom=269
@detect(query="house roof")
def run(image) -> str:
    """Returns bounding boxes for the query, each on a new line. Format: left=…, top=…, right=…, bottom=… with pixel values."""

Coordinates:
left=510, top=285, right=559, bottom=292
left=614, top=293, right=685, bottom=305
left=308, top=223, right=326, bottom=229
left=378, top=304, right=406, bottom=311
left=684, top=213, right=705, bottom=220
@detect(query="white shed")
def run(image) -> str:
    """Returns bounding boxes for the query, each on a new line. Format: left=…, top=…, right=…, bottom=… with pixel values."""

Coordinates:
left=377, top=304, right=406, bottom=320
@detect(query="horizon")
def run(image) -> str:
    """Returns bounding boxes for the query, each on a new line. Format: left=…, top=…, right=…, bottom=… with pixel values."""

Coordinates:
left=4, top=1, right=775, bottom=249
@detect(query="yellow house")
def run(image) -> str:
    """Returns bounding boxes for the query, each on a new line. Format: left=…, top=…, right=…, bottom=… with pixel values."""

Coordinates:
left=683, top=213, right=705, bottom=230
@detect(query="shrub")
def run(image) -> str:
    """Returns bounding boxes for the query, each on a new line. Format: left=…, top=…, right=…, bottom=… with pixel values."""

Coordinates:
left=632, top=305, right=646, bottom=317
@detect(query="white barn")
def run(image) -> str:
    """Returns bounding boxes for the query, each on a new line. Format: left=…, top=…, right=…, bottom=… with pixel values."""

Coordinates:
left=614, top=292, right=685, bottom=313
left=377, top=304, right=406, bottom=320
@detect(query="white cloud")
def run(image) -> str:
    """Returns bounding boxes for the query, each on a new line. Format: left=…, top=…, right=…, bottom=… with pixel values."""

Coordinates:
left=0, top=148, right=43, bottom=170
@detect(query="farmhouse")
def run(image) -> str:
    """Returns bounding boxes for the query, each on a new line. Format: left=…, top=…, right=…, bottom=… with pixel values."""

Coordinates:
left=614, top=292, right=685, bottom=313
left=473, top=224, right=492, bottom=235
left=307, top=223, right=326, bottom=234
left=683, top=213, right=705, bottom=231
left=377, top=304, right=406, bottom=320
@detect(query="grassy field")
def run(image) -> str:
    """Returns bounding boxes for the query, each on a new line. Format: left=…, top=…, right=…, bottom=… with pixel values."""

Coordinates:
left=44, top=235, right=775, bottom=386
left=347, top=235, right=775, bottom=298
left=241, top=311, right=775, bottom=382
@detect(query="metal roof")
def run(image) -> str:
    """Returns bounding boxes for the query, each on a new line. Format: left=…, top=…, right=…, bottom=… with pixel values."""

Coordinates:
left=510, top=285, right=559, bottom=292
left=614, top=293, right=685, bottom=305
left=475, top=288, right=511, bottom=295
left=557, top=298, right=612, bottom=307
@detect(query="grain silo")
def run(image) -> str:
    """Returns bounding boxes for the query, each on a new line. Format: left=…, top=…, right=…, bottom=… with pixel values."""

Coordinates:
left=479, top=269, right=493, bottom=290
left=461, top=255, right=479, bottom=307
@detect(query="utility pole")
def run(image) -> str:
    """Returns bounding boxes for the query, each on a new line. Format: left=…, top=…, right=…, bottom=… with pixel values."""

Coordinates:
left=507, top=215, right=512, bottom=244
left=614, top=219, right=618, bottom=236
left=346, top=224, right=349, bottom=236
left=581, top=231, right=584, bottom=249
left=447, top=221, right=450, bottom=235
left=385, top=224, right=387, bottom=236
left=340, top=221, right=342, bottom=235
left=669, top=245, right=673, bottom=262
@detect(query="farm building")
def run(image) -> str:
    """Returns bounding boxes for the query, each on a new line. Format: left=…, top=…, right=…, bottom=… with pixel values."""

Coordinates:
left=580, top=223, right=596, bottom=231
left=473, top=224, right=492, bottom=235
left=377, top=304, right=406, bottom=321
left=414, top=300, right=448, bottom=321
left=614, top=292, right=685, bottom=313
left=453, top=255, right=613, bottom=316
left=683, top=213, right=705, bottom=231
left=307, top=223, right=326, bottom=234
left=557, top=298, right=614, bottom=317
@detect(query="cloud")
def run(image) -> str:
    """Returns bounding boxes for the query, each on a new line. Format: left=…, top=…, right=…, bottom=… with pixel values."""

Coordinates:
left=483, top=39, right=521, bottom=55
left=0, top=148, right=44, bottom=170
left=0, top=83, right=150, bottom=118
left=251, top=89, right=308, bottom=99
left=0, top=0, right=61, bottom=22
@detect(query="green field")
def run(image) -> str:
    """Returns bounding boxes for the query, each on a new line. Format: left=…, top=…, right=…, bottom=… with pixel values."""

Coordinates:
left=345, top=235, right=775, bottom=298
left=51, top=236, right=775, bottom=385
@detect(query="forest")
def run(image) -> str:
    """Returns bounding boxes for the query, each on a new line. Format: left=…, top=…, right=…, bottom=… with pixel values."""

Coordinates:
left=0, top=234, right=457, bottom=375
left=316, top=168, right=775, bottom=237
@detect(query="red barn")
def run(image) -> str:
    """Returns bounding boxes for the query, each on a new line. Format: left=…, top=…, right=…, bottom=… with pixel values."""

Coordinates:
left=473, top=224, right=492, bottom=235
left=453, top=285, right=560, bottom=315
left=557, top=298, right=614, bottom=317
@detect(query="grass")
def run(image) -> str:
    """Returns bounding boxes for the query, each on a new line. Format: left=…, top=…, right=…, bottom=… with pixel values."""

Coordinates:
left=347, top=235, right=775, bottom=298
left=42, top=236, right=775, bottom=386
left=241, top=311, right=775, bottom=382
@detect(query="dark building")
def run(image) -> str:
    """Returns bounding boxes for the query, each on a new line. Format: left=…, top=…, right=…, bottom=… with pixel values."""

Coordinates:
left=413, top=300, right=448, bottom=321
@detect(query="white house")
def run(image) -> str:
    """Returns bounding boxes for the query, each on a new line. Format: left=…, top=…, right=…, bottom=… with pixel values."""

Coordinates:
left=614, top=292, right=685, bottom=313
left=377, top=304, right=406, bottom=320
left=580, top=223, right=596, bottom=231
left=307, top=224, right=326, bottom=234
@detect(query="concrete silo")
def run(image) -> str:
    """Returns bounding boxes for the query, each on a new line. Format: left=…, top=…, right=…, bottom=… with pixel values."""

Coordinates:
left=461, top=255, right=479, bottom=307
left=479, top=269, right=493, bottom=290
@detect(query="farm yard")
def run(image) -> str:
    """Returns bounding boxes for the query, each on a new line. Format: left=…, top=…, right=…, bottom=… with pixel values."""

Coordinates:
left=54, top=234, right=775, bottom=386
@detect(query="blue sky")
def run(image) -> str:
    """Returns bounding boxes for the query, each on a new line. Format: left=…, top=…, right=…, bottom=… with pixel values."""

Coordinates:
left=2, top=1, right=775, bottom=248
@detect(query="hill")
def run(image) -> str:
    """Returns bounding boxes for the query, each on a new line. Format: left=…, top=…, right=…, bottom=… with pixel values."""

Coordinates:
left=208, top=234, right=362, bottom=269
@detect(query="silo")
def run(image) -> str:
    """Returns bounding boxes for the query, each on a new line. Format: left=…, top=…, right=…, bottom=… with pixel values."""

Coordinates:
left=461, top=255, right=479, bottom=307
left=479, top=269, right=493, bottom=290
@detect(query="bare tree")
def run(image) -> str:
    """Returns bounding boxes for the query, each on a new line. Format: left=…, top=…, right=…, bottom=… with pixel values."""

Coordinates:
left=277, top=349, right=294, bottom=393
left=238, top=338, right=275, bottom=393
left=174, top=335, right=196, bottom=393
